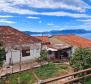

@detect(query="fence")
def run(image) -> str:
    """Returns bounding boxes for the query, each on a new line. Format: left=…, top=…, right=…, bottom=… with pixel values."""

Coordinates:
left=40, top=68, right=91, bottom=84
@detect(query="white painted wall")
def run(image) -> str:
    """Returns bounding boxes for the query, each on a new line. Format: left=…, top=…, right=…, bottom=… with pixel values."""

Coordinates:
left=4, top=43, right=41, bottom=66
left=72, top=46, right=77, bottom=54
left=42, top=45, right=48, bottom=50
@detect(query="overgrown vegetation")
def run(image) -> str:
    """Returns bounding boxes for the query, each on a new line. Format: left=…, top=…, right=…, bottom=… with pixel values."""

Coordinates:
left=40, top=50, right=48, bottom=61
left=0, top=63, right=71, bottom=83
left=36, top=50, right=48, bottom=65
left=0, top=42, right=6, bottom=67
left=0, top=71, right=36, bottom=84
left=34, top=63, right=69, bottom=79
left=70, top=48, right=91, bottom=83
left=85, top=77, right=91, bottom=84
left=70, top=48, right=91, bottom=71
left=0, top=48, right=6, bottom=67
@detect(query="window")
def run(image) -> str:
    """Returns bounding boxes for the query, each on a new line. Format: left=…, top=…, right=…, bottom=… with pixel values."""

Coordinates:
left=22, top=49, right=30, bottom=57
left=48, top=50, right=52, bottom=55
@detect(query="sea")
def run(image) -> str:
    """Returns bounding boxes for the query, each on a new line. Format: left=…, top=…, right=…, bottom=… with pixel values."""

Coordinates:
left=78, top=33, right=91, bottom=40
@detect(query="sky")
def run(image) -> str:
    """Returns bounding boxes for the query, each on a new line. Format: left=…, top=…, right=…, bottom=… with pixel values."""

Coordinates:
left=0, top=0, right=91, bottom=32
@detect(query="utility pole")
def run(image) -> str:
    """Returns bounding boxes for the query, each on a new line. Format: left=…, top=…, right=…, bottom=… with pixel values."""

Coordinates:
left=41, top=32, right=43, bottom=51
left=19, top=45, right=22, bottom=71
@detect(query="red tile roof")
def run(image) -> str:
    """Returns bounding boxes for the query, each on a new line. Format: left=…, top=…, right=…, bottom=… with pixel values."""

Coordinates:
left=35, top=36, right=49, bottom=44
left=54, top=35, right=91, bottom=48
left=0, top=26, right=41, bottom=46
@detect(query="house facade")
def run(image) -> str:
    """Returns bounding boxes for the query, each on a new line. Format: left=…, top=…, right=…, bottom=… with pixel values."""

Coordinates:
left=53, top=35, right=91, bottom=51
left=0, top=26, right=42, bottom=66
left=35, top=36, right=50, bottom=50
left=35, top=36, right=72, bottom=60
left=35, top=35, right=91, bottom=61
left=4, top=43, right=41, bottom=66
left=1, top=26, right=91, bottom=66
left=48, top=36, right=72, bottom=60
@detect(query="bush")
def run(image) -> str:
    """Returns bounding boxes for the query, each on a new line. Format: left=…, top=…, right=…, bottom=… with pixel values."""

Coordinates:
left=0, top=48, right=6, bottom=67
left=70, top=48, right=91, bottom=71
left=40, top=50, right=48, bottom=61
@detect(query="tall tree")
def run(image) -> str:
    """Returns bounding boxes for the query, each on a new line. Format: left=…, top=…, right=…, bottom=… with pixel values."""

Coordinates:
left=40, top=50, right=48, bottom=61
left=36, top=50, right=48, bottom=66
left=0, top=43, right=6, bottom=67
left=70, top=48, right=91, bottom=71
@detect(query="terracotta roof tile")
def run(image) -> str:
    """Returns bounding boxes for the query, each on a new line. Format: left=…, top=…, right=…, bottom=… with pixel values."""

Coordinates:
left=0, top=26, right=41, bottom=46
left=34, top=36, right=49, bottom=43
left=54, top=35, right=91, bottom=48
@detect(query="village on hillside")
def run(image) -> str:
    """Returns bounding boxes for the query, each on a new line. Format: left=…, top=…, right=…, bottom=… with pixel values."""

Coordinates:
left=0, top=26, right=91, bottom=84
left=1, top=0, right=91, bottom=84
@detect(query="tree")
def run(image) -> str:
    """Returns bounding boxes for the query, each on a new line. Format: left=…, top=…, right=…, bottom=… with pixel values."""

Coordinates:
left=70, top=48, right=91, bottom=71
left=0, top=41, right=6, bottom=67
left=0, top=31, right=6, bottom=67
left=0, top=48, right=6, bottom=67
left=36, top=50, right=48, bottom=65
left=40, top=50, right=48, bottom=61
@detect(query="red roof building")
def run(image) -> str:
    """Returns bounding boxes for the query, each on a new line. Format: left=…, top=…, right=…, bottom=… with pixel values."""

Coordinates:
left=35, top=36, right=50, bottom=45
left=54, top=35, right=91, bottom=48
left=0, top=26, right=41, bottom=46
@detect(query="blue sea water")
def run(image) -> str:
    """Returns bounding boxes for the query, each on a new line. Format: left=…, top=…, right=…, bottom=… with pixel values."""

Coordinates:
left=78, top=33, right=91, bottom=40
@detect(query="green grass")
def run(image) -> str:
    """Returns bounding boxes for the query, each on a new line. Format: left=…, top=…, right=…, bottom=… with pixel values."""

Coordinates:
left=85, top=80, right=91, bottom=84
left=0, top=70, right=36, bottom=84
left=34, top=62, right=69, bottom=79
left=0, top=63, right=71, bottom=83
left=84, top=77, right=91, bottom=84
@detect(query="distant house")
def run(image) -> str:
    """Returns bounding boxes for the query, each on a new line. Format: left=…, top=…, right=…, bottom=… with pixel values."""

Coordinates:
left=35, top=36, right=72, bottom=60
left=53, top=35, right=91, bottom=52
left=35, top=35, right=91, bottom=60
left=0, top=26, right=41, bottom=66
left=35, top=36, right=50, bottom=50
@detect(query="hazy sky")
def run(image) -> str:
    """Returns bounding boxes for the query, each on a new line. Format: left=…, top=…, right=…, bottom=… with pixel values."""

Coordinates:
left=0, top=0, right=91, bottom=32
